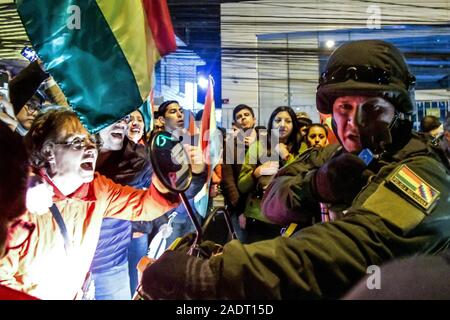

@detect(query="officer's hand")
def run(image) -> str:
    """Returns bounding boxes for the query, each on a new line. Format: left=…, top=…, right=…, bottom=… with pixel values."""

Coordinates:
left=140, top=250, right=218, bottom=299
left=312, top=152, right=369, bottom=204
left=171, top=232, right=223, bottom=258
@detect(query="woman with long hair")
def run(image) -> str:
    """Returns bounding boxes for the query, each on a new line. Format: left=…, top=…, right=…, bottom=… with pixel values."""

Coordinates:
left=238, top=106, right=301, bottom=243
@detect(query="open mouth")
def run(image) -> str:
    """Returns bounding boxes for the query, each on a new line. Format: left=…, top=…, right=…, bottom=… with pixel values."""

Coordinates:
left=346, top=134, right=360, bottom=141
left=110, top=131, right=124, bottom=139
left=80, top=158, right=95, bottom=171
left=130, top=126, right=142, bottom=134
left=80, top=162, right=94, bottom=171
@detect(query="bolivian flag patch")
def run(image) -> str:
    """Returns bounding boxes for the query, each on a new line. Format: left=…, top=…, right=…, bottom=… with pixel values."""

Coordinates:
left=387, top=164, right=440, bottom=214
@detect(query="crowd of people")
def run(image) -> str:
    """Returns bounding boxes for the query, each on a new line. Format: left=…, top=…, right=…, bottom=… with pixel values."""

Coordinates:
left=0, top=39, right=449, bottom=300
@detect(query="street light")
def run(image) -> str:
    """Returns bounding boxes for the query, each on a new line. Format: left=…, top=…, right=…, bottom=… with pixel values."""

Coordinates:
left=197, top=76, right=209, bottom=90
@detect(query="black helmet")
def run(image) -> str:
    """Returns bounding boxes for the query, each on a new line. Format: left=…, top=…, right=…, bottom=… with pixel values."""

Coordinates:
left=316, top=40, right=416, bottom=115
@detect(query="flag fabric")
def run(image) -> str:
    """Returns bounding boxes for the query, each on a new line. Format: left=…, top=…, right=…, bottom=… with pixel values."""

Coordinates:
left=183, top=109, right=197, bottom=136
left=139, top=89, right=155, bottom=134
left=194, top=77, right=221, bottom=218
left=16, top=0, right=177, bottom=133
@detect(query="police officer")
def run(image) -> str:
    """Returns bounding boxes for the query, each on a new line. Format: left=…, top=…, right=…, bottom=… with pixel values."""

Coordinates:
left=140, top=40, right=450, bottom=299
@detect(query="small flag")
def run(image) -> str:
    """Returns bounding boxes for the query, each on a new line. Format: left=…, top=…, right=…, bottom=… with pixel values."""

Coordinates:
left=388, top=164, right=440, bottom=213
left=194, top=77, right=221, bottom=218
left=139, top=89, right=155, bottom=134
left=16, top=0, right=177, bottom=133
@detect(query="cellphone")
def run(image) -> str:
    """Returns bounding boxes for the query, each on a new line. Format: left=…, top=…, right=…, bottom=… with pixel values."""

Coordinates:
left=21, top=46, right=38, bottom=62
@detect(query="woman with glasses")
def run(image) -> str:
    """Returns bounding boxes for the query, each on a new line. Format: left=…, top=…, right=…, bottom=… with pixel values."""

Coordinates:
left=0, top=107, right=179, bottom=300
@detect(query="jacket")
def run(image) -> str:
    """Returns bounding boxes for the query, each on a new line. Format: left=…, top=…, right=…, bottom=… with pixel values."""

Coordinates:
left=221, top=132, right=249, bottom=213
left=0, top=284, right=38, bottom=300
left=238, top=140, right=297, bottom=222
left=91, top=138, right=152, bottom=273
left=0, top=173, right=178, bottom=299
left=208, top=133, right=450, bottom=299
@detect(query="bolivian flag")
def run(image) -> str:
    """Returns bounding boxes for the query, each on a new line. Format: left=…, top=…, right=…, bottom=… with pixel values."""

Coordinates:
left=194, top=77, right=222, bottom=218
left=16, top=0, right=176, bottom=133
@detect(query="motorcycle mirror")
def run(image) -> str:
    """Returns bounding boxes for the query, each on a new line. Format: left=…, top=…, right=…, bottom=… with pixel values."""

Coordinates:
left=150, top=131, right=192, bottom=193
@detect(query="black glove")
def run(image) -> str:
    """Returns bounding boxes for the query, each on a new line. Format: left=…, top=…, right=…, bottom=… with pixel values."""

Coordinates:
left=171, top=232, right=223, bottom=258
left=311, top=152, right=369, bottom=204
left=140, top=250, right=218, bottom=299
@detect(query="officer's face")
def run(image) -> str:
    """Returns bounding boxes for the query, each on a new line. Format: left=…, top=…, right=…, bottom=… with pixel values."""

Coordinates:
left=333, top=96, right=396, bottom=153
left=332, top=96, right=367, bottom=152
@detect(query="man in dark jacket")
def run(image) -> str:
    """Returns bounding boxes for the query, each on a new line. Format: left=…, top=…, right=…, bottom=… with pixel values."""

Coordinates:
left=140, top=40, right=450, bottom=299
left=221, top=104, right=257, bottom=241
left=156, top=100, right=208, bottom=249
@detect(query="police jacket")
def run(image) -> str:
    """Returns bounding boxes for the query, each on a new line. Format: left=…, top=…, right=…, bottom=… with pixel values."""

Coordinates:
left=207, top=133, right=450, bottom=299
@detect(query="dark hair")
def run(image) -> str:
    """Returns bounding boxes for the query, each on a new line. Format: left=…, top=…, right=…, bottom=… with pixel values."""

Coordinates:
left=0, top=121, right=29, bottom=222
left=130, top=109, right=147, bottom=143
left=420, top=115, right=441, bottom=133
left=305, top=123, right=328, bottom=136
left=233, top=104, right=254, bottom=121
left=267, top=106, right=300, bottom=157
left=304, top=123, right=328, bottom=147
left=24, top=107, right=80, bottom=169
left=297, top=118, right=312, bottom=128
left=158, top=100, right=180, bottom=118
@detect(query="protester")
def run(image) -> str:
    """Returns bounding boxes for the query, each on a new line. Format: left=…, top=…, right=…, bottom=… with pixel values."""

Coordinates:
left=0, top=108, right=178, bottom=299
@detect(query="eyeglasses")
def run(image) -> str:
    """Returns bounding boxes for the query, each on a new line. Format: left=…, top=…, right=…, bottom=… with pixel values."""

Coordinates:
left=25, top=101, right=42, bottom=114
left=121, top=115, right=131, bottom=124
left=55, top=135, right=103, bottom=150
left=7, top=220, right=36, bottom=251
left=319, top=65, right=392, bottom=86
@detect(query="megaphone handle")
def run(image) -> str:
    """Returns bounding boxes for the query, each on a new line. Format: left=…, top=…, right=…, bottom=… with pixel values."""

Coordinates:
left=223, top=207, right=237, bottom=240
left=179, top=192, right=202, bottom=247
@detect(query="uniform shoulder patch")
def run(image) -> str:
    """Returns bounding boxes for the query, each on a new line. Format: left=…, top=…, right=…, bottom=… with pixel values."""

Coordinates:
left=387, top=164, right=440, bottom=214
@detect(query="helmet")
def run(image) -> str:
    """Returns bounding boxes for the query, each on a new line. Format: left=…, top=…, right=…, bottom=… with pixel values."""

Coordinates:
left=316, top=40, right=416, bottom=115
